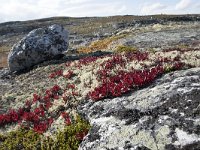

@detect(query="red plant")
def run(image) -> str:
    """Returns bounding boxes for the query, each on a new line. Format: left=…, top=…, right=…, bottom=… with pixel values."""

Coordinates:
left=125, top=52, right=149, bottom=61
left=33, top=94, right=40, bottom=103
left=101, top=55, right=125, bottom=70
left=34, top=107, right=45, bottom=117
left=33, top=121, right=48, bottom=134
left=67, top=84, right=75, bottom=89
left=9, top=109, right=19, bottom=122
left=0, top=84, right=64, bottom=134
left=25, top=100, right=32, bottom=108
left=48, top=118, right=54, bottom=125
left=63, top=70, right=74, bottom=79
left=49, top=72, right=56, bottom=78
left=75, top=129, right=89, bottom=141
left=49, top=70, right=63, bottom=78
left=61, top=112, right=71, bottom=125
left=65, top=62, right=72, bottom=67
left=62, top=94, right=68, bottom=102
left=51, top=85, right=61, bottom=92
left=89, top=65, right=165, bottom=101
left=79, top=56, right=99, bottom=65
left=0, top=49, right=193, bottom=134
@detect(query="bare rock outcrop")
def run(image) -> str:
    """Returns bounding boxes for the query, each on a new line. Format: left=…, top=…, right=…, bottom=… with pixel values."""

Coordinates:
left=78, top=67, right=200, bottom=150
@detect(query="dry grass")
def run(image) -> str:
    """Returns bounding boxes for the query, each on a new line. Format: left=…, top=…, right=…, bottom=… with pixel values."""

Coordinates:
left=115, top=45, right=138, bottom=53
left=0, top=46, right=10, bottom=53
left=0, top=46, right=10, bottom=68
left=0, top=52, right=8, bottom=68
left=77, top=34, right=126, bottom=53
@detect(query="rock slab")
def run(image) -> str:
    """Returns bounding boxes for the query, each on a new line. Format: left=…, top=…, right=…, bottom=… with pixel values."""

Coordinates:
left=78, top=68, right=200, bottom=150
left=8, top=24, right=68, bottom=72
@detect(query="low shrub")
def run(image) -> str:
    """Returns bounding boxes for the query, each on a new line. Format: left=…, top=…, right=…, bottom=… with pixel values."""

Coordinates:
left=0, top=115, right=90, bottom=150
left=78, top=34, right=126, bottom=53
left=115, top=45, right=138, bottom=53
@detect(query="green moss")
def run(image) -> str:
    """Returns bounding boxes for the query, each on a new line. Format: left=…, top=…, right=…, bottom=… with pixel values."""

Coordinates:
left=115, top=45, right=138, bottom=53
left=0, top=115, right=90, bottom=150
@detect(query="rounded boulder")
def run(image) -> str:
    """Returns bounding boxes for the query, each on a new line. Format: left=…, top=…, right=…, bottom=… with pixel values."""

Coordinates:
left=8, top=24, right=68, bottom=72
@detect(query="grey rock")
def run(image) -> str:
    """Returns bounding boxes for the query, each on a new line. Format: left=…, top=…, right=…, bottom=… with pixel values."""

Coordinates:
left=8, top=24, right=68, bottom=72
left=120, top=28, right=200, bottom=50
left=78, top=68, right=200, bottom=150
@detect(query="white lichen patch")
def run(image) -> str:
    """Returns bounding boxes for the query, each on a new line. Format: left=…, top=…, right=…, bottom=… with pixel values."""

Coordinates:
left=149, top=50, right=180, bottom=61
left=3, top=49, right=200, bottom=117
left=45, top=115, right=66, bottom=138
left=91, top=116, right=116, bottom=125
left=48, top=99, right=66, bottom=113
left=181, top=50, right=200, bottom=67
left=127, top=60, right=144, bottom=70
left=105, top=124, right=171, bottom=150
left=2, top=93, right=30, bottom=111
left=1, top=44, right=200, bottom=140
left=127, top=84, right=167, bottom=110
left=152, top=24, right=164, bottom=31
left=0, top=124, right=20, bottom=135
left=175, top=128, right=200, bottom=147
left=194, top=118, right=200, bottom=126
left=155, top=125, right=172, bottom=149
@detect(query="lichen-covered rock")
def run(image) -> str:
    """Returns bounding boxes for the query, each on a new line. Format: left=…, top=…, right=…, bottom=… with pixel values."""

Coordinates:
left=78, top=68, right=200, bottom=150
left=8, top=24, right=68, bottom=72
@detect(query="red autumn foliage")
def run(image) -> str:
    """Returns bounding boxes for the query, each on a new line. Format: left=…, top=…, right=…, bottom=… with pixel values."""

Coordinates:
left=49, top=70, right=63, bottom=78
left=61, top=112, right=71, bottom=125
left=89, top=62, right=184, bottom=101
left=125, top=52, right=149, bottom=61
left=33, top=93, right=40, bottom=103
left=0, top=49, right=195, bottom=134
left=63, top=70, right=74, bottom=79
left=75, top=129, right=89, bottom=141
left=51, top=85, right=61, bottom=92
left=0, top=84, right=63, bottom=133
left=79, top=56, right=99, bottom=65
left=101, top=55, right=125, bottom=70
left=67, top=84, right=75, bottom=89
left=33, top=121, right=48, bottom=134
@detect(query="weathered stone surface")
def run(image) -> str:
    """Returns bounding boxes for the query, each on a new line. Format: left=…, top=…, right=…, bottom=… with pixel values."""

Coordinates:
left=8, top=24, right=68, bottom=72
left=78, top=68, right=200, bottom=150
left=113, top=26, right=200, bottom=51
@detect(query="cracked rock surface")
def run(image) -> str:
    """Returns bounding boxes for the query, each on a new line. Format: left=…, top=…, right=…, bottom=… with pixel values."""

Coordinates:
left=78, top=67, right=200, bottom=150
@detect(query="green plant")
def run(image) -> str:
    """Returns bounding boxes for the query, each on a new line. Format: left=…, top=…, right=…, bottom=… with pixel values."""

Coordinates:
left=0, top=46, right=10, bottom=53
left=78, top=34, right=126, bottom=53
left=0, top=115, right=90, bottom=150
left=148, top=48, right=156, bottom=54
left=54, top=115, right=90, bottom=149
left=176, top=44, right=189, bottom=49
left=0, top=129, right=41, bottom=150
left=115, top=45, right=138, bottom=53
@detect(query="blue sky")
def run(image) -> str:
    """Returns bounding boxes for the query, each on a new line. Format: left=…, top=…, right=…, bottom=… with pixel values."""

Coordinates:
left=0, top=0, right=199, bottom=23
